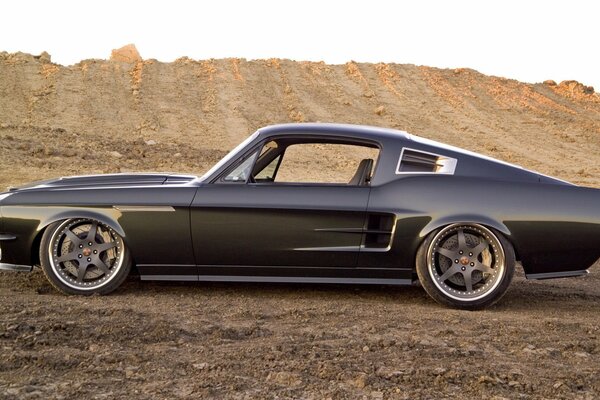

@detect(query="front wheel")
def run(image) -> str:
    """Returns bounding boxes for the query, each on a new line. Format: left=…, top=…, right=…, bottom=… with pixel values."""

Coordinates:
left=416, top=223, right=515, bottom=309
left=40, top=218, right=132, bottom=295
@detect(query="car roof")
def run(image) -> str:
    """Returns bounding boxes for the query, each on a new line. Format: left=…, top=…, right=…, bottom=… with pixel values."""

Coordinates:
left=257, top=122, right=523, bottom=171
left=256, top=123, right=411, bottom=141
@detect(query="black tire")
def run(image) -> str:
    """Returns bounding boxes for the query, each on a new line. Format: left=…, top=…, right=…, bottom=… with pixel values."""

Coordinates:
left=416, top=223, right=515, bottom=310
left=40, top=218, right=132, bottom=295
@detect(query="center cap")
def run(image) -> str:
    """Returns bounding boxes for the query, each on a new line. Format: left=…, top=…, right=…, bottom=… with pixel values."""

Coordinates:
left=459, top=256, right=469, bottom=265
left=82, top=248, right=92, bottom=257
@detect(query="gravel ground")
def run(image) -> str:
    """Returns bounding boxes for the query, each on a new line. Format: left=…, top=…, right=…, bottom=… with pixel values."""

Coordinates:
left=1, top=263, right=598, bottom=399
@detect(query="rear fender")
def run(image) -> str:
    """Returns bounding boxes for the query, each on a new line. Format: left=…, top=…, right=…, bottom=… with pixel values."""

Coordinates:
left=420, top=214, right=511, bottom=239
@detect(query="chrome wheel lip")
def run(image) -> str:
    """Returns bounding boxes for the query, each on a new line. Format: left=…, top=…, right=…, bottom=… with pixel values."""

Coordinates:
left=48, top=219, right=125, bottom=291
left=427, top=223, right=506, bottom=302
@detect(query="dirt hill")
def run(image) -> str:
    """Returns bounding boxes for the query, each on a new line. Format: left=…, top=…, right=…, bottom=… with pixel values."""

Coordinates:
left=0, top=51, right=599, bottom=189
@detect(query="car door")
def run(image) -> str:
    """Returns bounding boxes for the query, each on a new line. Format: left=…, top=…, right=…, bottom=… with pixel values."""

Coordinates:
left=190, top=139, right=377, bottom=277
left=191, top=184, right=369, bottom=269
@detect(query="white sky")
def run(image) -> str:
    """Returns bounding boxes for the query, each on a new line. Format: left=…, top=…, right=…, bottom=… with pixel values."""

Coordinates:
left=1, top=0, right=598, bottom=90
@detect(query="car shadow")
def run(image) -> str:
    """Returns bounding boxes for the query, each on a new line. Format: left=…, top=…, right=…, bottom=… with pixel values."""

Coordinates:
left=114, top=268, right=600, bottom=312
left=16, top=263, right=599, bottom=312
left=117, top=277, right=433, bottom=303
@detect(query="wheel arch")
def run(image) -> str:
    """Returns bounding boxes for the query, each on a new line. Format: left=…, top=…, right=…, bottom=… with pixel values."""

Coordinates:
left=417, top=215, right=520, bottom=261
left=30, top=209, right=126, bottom=266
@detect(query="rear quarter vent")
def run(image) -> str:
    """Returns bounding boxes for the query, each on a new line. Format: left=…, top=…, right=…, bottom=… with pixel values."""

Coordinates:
left=396, top=148, right=457, bottom=175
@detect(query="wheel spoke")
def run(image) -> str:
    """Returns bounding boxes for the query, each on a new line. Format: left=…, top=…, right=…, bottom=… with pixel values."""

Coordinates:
left=64, top=229, right=81, bottom=245
left=76, top=263, right=89, bottom=282
left=94, top=259, right=111, bottom=275
left=96, top=241, right=117, bottom=253
left=472, top=240, right=488, bottom=257
left=457, top=229, right=467, bottom=249
left=86, top=221, right=98, bottom=242
left=56, top=251, right=79, bottom=263
left=463, top=270, right=474, bottom=292
left=439, top=264, right=461, bottom=282
left=435, top=247, right=455, bottom=260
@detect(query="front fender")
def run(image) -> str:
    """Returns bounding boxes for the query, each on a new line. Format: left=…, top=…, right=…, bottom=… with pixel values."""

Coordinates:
left=36, top=207, right=126, bottom=237
left=1, top=206, right=125, bottom=266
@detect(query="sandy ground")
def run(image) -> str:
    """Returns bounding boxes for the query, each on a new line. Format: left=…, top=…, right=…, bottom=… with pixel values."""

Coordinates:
left=1, top=266, right=598, bottom=399
left=0, top=52, right=599, bottom=399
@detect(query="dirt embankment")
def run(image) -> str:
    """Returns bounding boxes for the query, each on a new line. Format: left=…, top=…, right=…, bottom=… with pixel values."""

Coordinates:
left=0, top=50, right=599, bottom=189
left=0, top=49, right=599, bottom=399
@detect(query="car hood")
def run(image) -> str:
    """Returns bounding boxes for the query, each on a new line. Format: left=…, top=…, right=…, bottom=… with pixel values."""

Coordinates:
left=6, top=173, right=197, bottom=193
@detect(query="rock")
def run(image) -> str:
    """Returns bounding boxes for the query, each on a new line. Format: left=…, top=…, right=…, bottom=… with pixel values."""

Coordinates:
left=38, top=52, right=51, bottom=63
left=124, top=366, right=139, bottom=379
left=371, top=391, right=384, bottom=399
left=478, top=375, right=496, bottom=384
left=522, top=344, right=536, bottom=354
left=574, top=351, right=590, bottom=358
left=174, top=153, right=182, bottom=158
left=508, top=381, right=520, bottom=387
left=376, top=366, right=403, bottom=379
left=558, top=80, right=595, bottom=95
left=30, top=51, right=52, bottom=63
left=362, top=345, right=370, bottom=352
left=266, top=371, right=302, bottom=387
left=144, top=139, right=157, bottom=146
left=543, top=80, right=557, bottom=86
left=62, top=149, right=77, bottom=157
left=192, top=362, right=208, bottom=370
left=351, top=372, right=369, bottom=388
left=23, top=390, right=43, bottom=399
left=110, top=44, right=142, bottom=63
left=374, top=105, right=385, bottom=116
left=108, top=151, right=123, bottom=159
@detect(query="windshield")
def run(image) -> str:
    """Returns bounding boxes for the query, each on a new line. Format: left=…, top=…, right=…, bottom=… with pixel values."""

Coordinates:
left=198, top=131, right=260, bottom=182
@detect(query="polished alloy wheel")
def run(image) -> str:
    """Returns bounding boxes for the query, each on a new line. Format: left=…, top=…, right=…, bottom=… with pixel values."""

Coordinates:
left=47, top=219, right=125, bottom=290
left=427, top=224, right=506, bottom=302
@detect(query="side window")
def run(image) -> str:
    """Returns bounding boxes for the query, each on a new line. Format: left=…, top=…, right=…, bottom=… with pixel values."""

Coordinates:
left=255, top=155, right=281, bottom=182
left=222, top=151, right=258, bottom=182
left=274, top=143, right=379, bottom=184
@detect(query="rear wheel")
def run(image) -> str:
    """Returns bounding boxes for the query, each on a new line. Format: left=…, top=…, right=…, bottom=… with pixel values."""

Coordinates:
left=416, top=223, right=515, bottom=309
left=40, top=218, right=131, bottom=295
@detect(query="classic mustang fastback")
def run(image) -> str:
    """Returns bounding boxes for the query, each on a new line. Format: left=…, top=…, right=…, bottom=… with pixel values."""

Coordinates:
left=1, top=123, right=598, bottom=309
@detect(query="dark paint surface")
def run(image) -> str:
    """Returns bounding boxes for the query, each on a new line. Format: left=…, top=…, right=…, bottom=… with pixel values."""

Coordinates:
left=1, top=123, right=599, bottom=283
left=191, top=184, right=370, bottom=267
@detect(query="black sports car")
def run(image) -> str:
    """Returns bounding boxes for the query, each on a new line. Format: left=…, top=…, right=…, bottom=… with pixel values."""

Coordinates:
left=1, top=123, right=598, bottom=309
